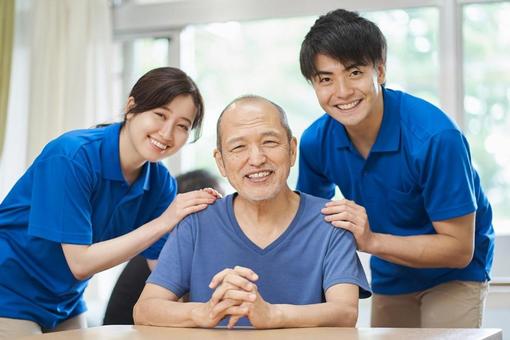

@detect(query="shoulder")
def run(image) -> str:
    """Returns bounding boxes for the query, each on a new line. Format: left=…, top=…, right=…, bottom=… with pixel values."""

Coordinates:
left=300, top=114, right=334, bottom=147
left=36, top=126, right=108, bottom=165
left=180, top=194, right=230, bottom=226
left=387, top=88, right=461, bottom=143
left=298, top=193, right=344, bottom=232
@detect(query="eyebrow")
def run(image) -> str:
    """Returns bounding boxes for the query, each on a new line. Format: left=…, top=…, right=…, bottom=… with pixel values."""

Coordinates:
left=224, top=130, right=282, bottom=145
left=314, top=63, right=363, bottom=77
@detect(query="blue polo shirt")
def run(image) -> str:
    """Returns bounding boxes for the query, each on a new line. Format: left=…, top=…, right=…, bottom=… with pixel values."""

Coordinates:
left=297, top=87, right=494, bottom=295
left=0, top=123, right=176, bottom=329
left=148, top=192, right=371, bottom=327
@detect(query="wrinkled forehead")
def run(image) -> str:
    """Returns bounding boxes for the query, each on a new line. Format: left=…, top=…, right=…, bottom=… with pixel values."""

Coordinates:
left=220, top=100, right=284, bottom=139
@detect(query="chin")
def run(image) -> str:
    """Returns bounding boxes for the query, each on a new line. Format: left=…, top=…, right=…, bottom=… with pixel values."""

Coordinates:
left=239, top=189, right=280, bottom=202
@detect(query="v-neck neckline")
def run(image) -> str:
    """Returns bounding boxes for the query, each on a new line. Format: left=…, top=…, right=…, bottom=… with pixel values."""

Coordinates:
left=226, top=192, right=305, bottom=255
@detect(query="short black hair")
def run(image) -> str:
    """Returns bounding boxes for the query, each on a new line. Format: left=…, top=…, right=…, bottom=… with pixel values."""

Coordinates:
left=300, top=9, right=387, bottom=81
left=216, top=95, right=293, bottom=152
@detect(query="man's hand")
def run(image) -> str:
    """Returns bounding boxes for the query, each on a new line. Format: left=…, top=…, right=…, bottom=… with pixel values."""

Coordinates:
left=190, top=298, right=247, bottom=328
left=321, top=199, right=376, bottom=252
left=226, top=284, right=281, bottom=329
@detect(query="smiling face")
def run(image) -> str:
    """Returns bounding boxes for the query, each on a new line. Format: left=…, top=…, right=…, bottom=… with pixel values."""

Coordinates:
left=311, top=53, right=385, bottom=131
left=214, top=99, right=297, bottom=203
left=121, top=94, right=196, bottom=170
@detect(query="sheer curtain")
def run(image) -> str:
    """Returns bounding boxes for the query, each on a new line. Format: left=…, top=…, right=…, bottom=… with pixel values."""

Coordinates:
left=28, top=0, right=113, bottom=163
left=0, top=0, right=31, bottom=200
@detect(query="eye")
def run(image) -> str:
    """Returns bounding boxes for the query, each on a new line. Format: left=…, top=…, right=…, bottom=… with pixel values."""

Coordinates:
left=153, top=111, right=165, bottom=119
left=178, top=124, right=190, bottom=132
left=350, top=69, right=363, bottom=78
left=230, top=145, right=245, bottom=152
left=319, top=76, right=331, bottom=83
left=263, top=140, right=279, bottom=146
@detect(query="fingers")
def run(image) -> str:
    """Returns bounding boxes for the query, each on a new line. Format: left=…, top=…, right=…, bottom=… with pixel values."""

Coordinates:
left=210, top=279, right=256, bottom=306
left=209, top=298, right=240, bottom=319
left=209, top=266, right=258, bottom=289
left=202, top=187, right=223, bottom=198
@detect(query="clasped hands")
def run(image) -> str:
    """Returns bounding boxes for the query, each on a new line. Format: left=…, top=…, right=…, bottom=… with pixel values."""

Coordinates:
left=191, top=266, right=280, bottom=329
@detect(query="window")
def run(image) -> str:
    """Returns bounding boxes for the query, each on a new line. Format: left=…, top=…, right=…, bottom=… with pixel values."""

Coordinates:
left=179, top=8, right=439, bottom=191
left=463, top=2, right=510, bottom=235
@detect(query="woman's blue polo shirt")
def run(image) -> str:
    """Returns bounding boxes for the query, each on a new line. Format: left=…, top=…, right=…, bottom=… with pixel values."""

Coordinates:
left=0, top=123, right=177, bottom=328
left=297, top=88, right=494, bottom=295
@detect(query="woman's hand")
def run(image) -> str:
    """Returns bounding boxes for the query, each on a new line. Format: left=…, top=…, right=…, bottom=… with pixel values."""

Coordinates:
left=160, top=189, right=220, bottom=232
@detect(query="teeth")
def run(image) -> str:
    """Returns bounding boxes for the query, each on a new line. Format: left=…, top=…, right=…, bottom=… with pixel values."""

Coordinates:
left=337, top=100, right=360, bottom=110
left=247, top=171, right=270, bottom=178
left=150, top=138, right=168, bottom=150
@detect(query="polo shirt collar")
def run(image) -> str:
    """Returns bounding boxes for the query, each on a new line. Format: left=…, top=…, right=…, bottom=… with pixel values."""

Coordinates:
left=100, top=123, right=151, bottom=191
left=101, top=123, right=125, bottom=181
left=370, top=87, right=401, bottom=153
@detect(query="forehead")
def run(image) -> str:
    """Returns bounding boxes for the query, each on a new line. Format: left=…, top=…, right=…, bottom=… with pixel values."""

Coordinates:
left=162, top=94, right=196, bottom=116
left=314, top=54, right=363, bottom=72
left=220, top=100, right=284, bottom=142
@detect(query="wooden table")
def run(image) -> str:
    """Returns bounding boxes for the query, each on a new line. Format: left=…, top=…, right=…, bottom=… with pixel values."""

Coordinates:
left=20, top=325, right=503, bottom=339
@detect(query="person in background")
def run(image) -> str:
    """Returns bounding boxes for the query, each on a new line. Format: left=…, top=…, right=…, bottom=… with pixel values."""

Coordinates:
left=133, top=95, right=370, bottom=329
left=0, top=67, right=220, bottom=339
left=297, top=8, right=494, bottom=328
left=103, top=169, right=224, bottom=325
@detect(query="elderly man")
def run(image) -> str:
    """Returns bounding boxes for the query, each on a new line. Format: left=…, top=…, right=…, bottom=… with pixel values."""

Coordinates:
left=133, top=95, right=370, bottom=328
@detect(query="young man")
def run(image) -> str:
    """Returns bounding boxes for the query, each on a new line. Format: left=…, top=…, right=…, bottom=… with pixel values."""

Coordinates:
left=133, top=95, right=370, bottom=328
left=297, top=9, right=494, bottom=328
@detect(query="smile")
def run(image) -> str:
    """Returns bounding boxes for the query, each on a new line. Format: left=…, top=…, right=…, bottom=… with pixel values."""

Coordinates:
left=335, top=99, right=361, bottom=110
left=245, top=171, right=272, bottom=181
left=150, top=137, right=168, bottom=150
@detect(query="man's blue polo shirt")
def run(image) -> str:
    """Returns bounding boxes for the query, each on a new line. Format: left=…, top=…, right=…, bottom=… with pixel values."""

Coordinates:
left=0, top=123, right=176, bottom=329
left=297, top=87, right=494, bottom=295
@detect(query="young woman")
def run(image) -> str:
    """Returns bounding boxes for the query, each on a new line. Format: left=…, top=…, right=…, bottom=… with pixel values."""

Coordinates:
left=0, top=67, right=219, bottom=338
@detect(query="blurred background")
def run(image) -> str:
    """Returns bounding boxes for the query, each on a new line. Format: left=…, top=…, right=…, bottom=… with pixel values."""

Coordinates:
left=0, top=0, right=508, bottom=333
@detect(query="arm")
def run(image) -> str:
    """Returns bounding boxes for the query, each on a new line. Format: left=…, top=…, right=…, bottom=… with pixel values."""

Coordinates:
left=233, top=283, right=358, bottom=328
left=134, top=281, right=248, bottom=327
left=209, top=267, right=359, bottom=328
left=147, top=259, right=157, bottom=271
left=323, top=200, right=475, bottom=268
left=62, top=190, right=219, bottom=280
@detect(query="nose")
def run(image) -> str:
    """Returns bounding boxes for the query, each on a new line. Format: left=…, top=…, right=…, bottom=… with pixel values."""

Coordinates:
left=159, top=120, right=175, bottom=142
left=248, top=145, right=266, bottom=166
left=334, top=77, right=353, bottom=99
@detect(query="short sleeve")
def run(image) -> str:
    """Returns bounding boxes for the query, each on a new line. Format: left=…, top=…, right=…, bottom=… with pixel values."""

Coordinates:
left=141, top=172, right=178, bottom=260
left=146, top=217, right=194, bottom=297
left=420, top=130, right=477, bottom=221
left=28, top=156, right=95, bottom=244
left=323, top=228, right=371, bottom=298
left=297, top=132, right=336, bottom=199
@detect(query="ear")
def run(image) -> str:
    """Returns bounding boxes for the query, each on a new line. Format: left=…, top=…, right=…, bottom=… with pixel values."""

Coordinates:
left=213, top=149, right=227, bottom=178
left=376, top=62, right=386, bottom=85
left=289, top=137, right=298, bottom=167
left=125, top=96, right=136, bottom=120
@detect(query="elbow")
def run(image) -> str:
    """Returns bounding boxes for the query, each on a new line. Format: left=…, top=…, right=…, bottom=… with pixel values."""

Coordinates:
left=343, top=307, right=358, bottom=327
left=450, top=247, right=474, bottom=269
left=452, top=253, right=473, bottom=269
left=331, top=305, right=358, bottom=327
left=67, top=262, right=91, bottom=281
left=133, top=301, right=150, bottom=325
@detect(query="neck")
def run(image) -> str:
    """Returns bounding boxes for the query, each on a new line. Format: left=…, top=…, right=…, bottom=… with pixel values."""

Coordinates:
left=118, top=125, right=145, bottom=184
left=233, top=187, right=300, bottom=248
